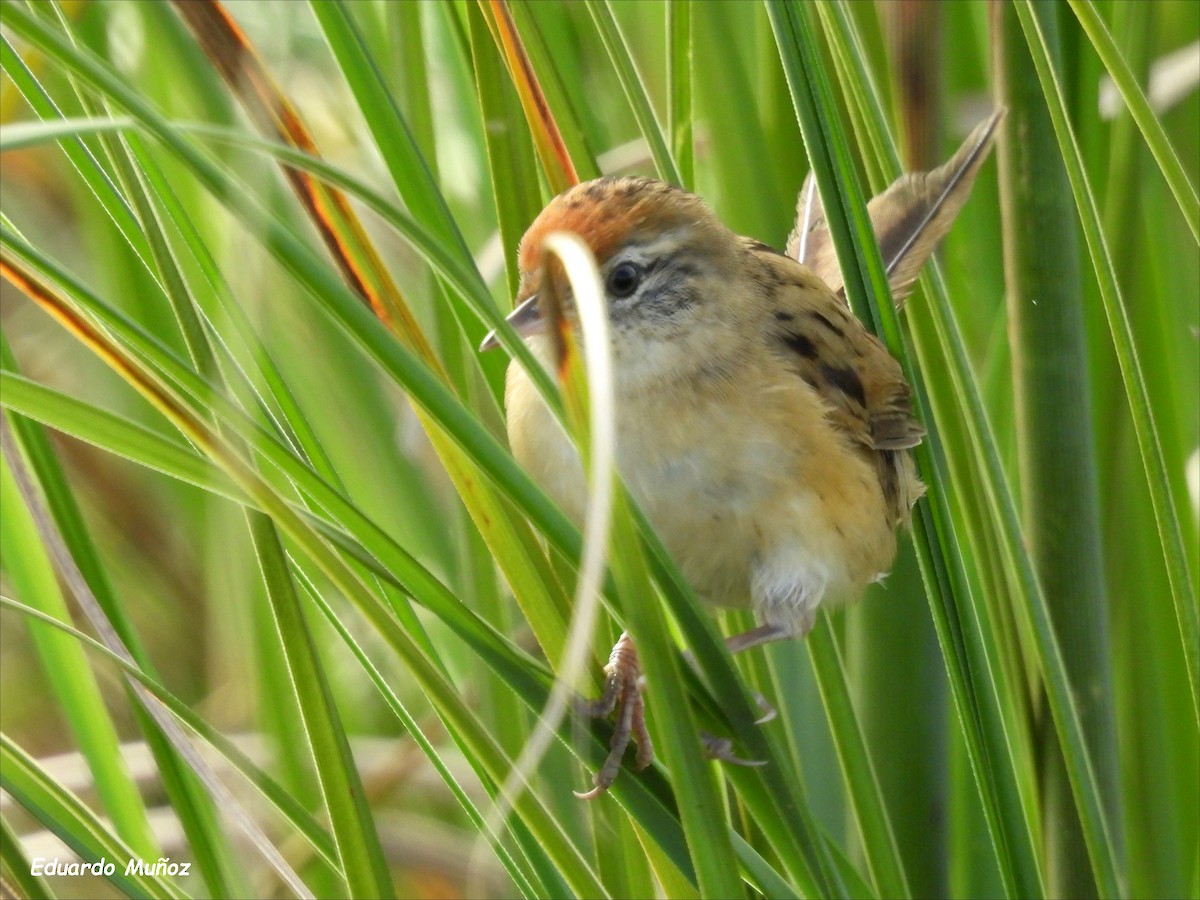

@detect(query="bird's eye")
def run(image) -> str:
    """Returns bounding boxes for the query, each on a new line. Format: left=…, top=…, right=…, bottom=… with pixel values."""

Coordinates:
left=606, top=262, right=643, bottom=299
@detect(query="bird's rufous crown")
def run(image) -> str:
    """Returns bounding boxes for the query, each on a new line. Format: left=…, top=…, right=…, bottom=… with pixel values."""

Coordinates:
left=517, top=176, right=722, bottom=280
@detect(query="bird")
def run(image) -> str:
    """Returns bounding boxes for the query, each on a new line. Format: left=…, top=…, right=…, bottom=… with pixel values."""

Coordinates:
left=484, top=110, right=1004, bottom=797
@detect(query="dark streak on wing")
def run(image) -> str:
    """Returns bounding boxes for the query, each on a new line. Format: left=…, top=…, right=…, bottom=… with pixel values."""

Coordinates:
left=808, top=310, right=844, bottom=337
left=744, top=239, right=790, bottom=259
left=752, top=245, right=925, bottom=525
left=820, top=364, right=867, bottom=407
left=784, top=333, right=820, bottom=359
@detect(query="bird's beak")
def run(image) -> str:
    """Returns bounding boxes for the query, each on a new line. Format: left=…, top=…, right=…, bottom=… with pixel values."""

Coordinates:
left=479, top=294, right=543, bottom=351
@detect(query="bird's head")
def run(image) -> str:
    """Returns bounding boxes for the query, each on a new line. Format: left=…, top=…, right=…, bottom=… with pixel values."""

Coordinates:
left=485, top=176, right=752, bottom=386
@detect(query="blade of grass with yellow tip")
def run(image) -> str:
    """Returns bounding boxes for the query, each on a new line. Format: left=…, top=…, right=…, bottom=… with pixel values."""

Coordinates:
left=161, top=0, right=578, bottom=669
left=170, top=0, right=426, bottom=344
left=0, top=249, right=617, bottom=897
left=482, top=0, right=589, bottom=192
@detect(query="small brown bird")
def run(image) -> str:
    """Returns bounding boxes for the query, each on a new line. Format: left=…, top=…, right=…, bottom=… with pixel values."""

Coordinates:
left=486, top=110, right=1004, bottom=796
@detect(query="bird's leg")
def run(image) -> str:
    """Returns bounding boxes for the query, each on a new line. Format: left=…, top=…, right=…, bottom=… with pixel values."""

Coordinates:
left=694, top=618, right=815, bottom=762
left=681, top=623, right=794, bottom=725
left=724, top=622, right=795, bottom=655
left=575, top=632, right=654, bottom=800
left=575, top=620, right=812, bottom=796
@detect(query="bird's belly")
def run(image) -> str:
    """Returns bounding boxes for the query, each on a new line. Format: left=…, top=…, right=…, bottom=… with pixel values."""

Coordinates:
left=616, top=418, right=776, bottom=609
left=507, top=369, right=895, bottom=623
left=513, top=388, right=791, bottom=608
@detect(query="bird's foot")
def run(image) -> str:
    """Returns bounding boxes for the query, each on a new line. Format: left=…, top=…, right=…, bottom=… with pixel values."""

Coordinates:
left=574, top=631, right=783, bottom=797
left=681, top=641, right=779, bottom=725
left=751, top=691, right=777, bottom=725
left=700, top=733, right=767, bottom=767
left=574, top=632, right=654, bottom=800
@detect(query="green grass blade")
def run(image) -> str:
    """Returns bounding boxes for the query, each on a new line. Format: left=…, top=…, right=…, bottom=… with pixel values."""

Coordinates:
left=583, top=0, right=681, bottom=185
left=1067, top=0, right=1199, bottom=243
left=247, top=512, right=394, bottom=898
left=0, top=451, right=158, bottom=862
left=309, top=0, right=471, bottom=260
left=1014, top=0, right=1198, bottom=729
left=666, top=0, right=694, bottom=191
left=1, top=814, right=57, bottom=900
left=765, top=2, right=1045, bottom=895
left=0, top=115, right=134, bottom=149
left=806, top=624, right=909, bottom=899
left=0, top=736, right=187, bottom=900
left=994, top=3, right=1122, bottom=893
left=467, top=1, right=545, bottom=298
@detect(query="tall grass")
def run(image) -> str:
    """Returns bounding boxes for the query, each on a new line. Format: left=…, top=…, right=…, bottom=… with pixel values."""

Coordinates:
left=1, top=2, right=1196, bottom=898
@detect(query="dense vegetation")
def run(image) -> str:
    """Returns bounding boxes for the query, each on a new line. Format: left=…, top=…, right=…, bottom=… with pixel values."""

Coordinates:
left=1, top=2, right=1196, bottom=898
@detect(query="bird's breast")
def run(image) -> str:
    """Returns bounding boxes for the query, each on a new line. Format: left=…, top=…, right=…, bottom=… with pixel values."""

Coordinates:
left=504, top=348, right=897, bottom=617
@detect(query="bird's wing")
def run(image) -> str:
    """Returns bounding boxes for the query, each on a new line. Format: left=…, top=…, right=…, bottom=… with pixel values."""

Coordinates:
left=757, top=252, right=925, bottom=521
left=787, top=108, right=1005, bottom=308
left=761, top=260, right=924, bottom=450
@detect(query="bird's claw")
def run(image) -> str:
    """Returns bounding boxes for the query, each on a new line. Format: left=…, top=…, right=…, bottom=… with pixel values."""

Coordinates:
left=573, top=634, right=779, bottom=797
left=681, top=643, right=778, bottom=725
left=574, top=634, right=654, bottom=800
left=701, top=732, right=767, bottom=768
left=752, top=691, right=777, bottom=725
